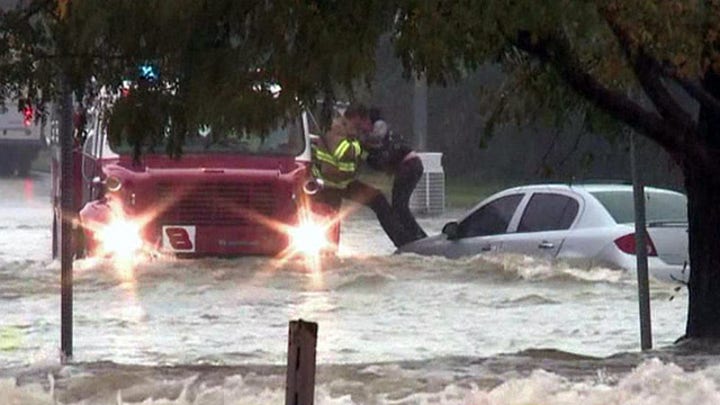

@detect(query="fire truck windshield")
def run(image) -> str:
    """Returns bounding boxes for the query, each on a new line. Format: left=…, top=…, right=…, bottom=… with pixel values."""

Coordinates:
left=108, top=117, right=305, bottom=156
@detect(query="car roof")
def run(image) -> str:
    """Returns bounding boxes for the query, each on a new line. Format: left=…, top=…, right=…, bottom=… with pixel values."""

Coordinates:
left=501, top=183, right=684, bottom=195
left=455, top=182, right=686, bottom=231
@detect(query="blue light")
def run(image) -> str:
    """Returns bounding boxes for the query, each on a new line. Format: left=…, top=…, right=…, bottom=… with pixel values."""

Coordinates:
left=139, top=63, right=158, bottom=81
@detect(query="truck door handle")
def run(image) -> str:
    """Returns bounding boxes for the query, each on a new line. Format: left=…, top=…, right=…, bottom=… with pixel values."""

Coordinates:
left=538, top=241, right=555, bottom=249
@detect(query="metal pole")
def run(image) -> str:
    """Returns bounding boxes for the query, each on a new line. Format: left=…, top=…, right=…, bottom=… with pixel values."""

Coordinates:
left=630, top=132, right=652, bottom=350
left=413, top=72, right=427, bottom=151
left=60, top=78, right=74, bottom=362
left=285, top=319, right=317, bottom=405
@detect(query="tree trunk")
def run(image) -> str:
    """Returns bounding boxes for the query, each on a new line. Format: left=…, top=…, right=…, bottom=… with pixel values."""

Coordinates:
left=684, top=164, right=720, bottom=337
left=685, top=69, right=720, bottom=338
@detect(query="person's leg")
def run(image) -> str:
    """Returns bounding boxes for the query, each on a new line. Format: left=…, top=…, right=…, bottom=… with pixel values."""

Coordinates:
left=311, top=188, right=343, bottom=247
left=392, top=156, right=427, bottom=241
left=343, top=180, right=413, bottom=247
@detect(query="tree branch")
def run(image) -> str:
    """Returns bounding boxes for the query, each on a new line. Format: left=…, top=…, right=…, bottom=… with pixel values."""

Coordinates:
left=30, top=50, right=130, bottom=61
left=512, top=30, right=683, bottom=160
left=600, top=7, right=695, bottom=130
left=598, top=7, right=720, bottom=179
left=663, top=66, right=720, bottom=118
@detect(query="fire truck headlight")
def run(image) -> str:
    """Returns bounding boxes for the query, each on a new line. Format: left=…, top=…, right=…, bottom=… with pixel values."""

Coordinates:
left=105, top=176, right=122, bottom=192
left=302, top=179, right=324, bottom=195
left=288, top=220, right=328, bottom=256
left=97, top=218, right=143, bottom=258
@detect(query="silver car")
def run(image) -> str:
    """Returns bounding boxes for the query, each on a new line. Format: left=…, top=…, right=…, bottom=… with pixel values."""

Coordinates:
left=399, top=184, right=689, bottom=283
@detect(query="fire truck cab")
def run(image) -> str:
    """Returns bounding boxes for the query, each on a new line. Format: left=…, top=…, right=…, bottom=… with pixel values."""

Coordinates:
left=51, top=108, right=338, bottom=259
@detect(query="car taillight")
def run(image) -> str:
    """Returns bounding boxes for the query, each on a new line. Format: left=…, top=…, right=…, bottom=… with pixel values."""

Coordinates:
left=614, top=233, right=658, bottom=256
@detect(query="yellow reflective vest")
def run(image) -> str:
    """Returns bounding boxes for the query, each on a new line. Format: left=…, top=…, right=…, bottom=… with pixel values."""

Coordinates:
left=311, top=137, right=363, bottom=189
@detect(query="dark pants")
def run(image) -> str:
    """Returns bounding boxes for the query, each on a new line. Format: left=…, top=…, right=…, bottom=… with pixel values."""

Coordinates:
left=315, top=180, right=414, bottom=248
left=392, top=156, right=427, bottom=241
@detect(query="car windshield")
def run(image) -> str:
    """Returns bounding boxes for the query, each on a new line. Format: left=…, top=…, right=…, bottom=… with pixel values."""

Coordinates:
left=108, top=117, right=305, bottom=156
left=590, top=190, right=687, bottom=224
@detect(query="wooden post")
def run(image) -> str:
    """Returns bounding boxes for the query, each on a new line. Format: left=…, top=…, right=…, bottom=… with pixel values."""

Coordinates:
left=630, top=132, right=652, bottom=350
left=285, top=319, right=318, bottom=405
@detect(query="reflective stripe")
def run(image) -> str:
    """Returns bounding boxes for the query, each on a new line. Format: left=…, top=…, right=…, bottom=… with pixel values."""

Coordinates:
left=311, top=165, right=352, bottom=188
left=351, top=140, right=361, bottom=157
left=333, top=139, right=361, bottom=172
left=311, top=138, right=363, bottom=189
left=332, top=139, right=362, bottom=161
left=336, top=161, right=356, bottom=172
left=334, top=140, right=351, bottom=159
left=313, top=146, right=335, bottom=165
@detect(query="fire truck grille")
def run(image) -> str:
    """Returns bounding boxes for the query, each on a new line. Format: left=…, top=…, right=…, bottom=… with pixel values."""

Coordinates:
left=156, top=182, right=276, bottom=225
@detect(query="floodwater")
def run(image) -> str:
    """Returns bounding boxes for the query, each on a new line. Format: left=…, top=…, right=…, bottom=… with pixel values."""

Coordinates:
left=1, top=173, right=719, bottom=404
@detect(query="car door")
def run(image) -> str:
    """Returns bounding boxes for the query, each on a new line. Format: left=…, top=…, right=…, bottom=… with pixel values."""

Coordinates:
left=440, top=193, right=525, bottom=259
left=501, top=191, right=581, bottom=258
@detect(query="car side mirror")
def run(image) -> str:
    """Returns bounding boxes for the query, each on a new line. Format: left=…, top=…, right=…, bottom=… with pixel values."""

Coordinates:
left=442, top=221, right=460, bottom=240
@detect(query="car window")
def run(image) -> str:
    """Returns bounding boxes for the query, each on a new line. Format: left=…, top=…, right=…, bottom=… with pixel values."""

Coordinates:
left=590, top=190, right=687, bottom=224
left=458, top=194, right=523, bottom=238
left=517, top=193, right=579, bottom=232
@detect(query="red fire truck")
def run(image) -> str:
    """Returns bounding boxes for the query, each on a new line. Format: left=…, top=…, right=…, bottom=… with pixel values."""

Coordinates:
left=51, top=107, right=338, bottom=260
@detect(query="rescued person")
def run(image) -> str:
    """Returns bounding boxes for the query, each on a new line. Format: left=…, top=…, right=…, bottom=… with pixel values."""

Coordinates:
left=361, top=108, right=427, bottom=242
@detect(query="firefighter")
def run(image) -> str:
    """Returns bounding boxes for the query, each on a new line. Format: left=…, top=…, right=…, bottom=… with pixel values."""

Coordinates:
left=362, top=109, right=427, bottom=242
left=311, top=104, right=413, bottom=248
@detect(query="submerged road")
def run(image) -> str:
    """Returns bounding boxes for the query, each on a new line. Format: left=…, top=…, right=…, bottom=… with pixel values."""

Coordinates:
left=0, top=172, right=704, bottom=404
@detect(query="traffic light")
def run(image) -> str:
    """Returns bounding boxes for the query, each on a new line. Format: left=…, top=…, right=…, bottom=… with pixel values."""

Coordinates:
left=18, top=98, right=33, bottom=127
left=23, top=105, right=33, bottom=127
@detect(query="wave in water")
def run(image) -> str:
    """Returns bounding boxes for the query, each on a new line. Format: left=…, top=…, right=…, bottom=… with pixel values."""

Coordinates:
left=3, top=357, right=720, bottom=404
left=1, top=250, right=679, bottom=298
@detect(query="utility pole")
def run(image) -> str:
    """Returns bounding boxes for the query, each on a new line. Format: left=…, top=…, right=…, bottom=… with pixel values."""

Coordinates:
left=55, top=0, right=75, bottom=362
left=59, top=78, right=74, bottom=362
left=413, top=72, right=427, bottom=151
left=630, top=131, right=652, bottom=350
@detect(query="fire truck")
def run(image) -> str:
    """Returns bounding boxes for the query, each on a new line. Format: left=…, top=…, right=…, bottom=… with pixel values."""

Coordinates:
left=0, top=99, right=45, bottom=176
left=51, top=104, right=338, bottom=259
